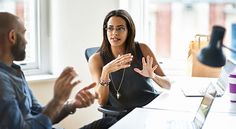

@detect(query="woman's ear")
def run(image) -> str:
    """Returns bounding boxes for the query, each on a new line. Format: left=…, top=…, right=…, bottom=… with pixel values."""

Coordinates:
left=8, top=29, right=17, bottom=45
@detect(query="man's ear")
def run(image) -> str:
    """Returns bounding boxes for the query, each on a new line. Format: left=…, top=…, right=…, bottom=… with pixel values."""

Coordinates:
left=8, top=29, right=17, bottom=45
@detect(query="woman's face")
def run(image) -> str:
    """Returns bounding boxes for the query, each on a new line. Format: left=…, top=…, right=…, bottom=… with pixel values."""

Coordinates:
left=106, top=16, right=128, bottom=47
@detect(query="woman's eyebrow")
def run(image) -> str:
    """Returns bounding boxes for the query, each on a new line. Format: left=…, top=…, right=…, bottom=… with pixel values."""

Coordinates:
left=116, top=25, right=126, bottom=27
left=107, top=24, right=126, bottom=27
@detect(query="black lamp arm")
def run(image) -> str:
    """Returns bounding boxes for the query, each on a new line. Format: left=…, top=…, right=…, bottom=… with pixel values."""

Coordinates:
left=222, top=44, right=236, bottom=54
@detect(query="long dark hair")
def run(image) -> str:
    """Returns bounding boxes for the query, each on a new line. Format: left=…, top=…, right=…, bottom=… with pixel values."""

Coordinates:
left=99, top=9, right=136, bottom=61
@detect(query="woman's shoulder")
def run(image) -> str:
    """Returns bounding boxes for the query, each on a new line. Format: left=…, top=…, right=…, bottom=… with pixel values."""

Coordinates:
left=88, top=52, right=103, bottom=66
left=89, top=52, right=101, bottom=62
left=137, top=42, right=152, bottom=52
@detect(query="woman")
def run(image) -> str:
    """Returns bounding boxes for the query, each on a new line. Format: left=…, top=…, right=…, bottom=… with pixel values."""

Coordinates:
left=88, top=9, right=171, bottom=118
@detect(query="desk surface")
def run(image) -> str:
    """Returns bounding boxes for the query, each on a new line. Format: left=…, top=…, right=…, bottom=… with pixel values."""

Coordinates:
left=145, top=77, right=236, bottom=113
left=110, top=108, right=236, bottom=129
left=110, top=77, right=236, bottom=129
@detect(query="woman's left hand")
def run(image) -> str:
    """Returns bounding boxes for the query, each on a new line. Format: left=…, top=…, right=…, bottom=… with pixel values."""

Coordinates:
left=134, top=55, right=158, bottom=78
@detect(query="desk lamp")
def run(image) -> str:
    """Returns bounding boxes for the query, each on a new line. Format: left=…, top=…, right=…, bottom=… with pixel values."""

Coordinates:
left=197, top=25, right=236, bottom=67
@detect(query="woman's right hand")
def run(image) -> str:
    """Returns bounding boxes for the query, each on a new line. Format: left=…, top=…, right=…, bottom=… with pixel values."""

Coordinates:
left=102, top=53, right=133, bottom=74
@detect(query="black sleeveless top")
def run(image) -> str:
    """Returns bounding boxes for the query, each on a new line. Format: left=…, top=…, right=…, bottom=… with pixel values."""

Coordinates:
left=101, top=43, right=159, bottom=111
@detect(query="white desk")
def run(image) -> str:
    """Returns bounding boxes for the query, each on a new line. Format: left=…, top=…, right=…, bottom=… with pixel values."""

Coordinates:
left=110, top=77, right=236, bottom=129
left=110, top=108, right=236, bottom=129
left=145, top=77, right=236, bottom=113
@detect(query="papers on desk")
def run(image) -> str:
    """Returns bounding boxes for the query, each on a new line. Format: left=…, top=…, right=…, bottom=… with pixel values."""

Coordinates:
left=144, top=89, right=202, bottom=112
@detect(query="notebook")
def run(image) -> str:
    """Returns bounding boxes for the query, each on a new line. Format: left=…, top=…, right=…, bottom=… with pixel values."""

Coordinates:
left=167, top=85, right=217, bottom=129
left=181, top=58, right=236, bottom=97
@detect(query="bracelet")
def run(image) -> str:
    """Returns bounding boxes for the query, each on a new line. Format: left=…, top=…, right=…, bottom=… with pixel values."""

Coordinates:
left=99, top=79, right=111, bottom=87
left=65, top=100, right=76, bottom=115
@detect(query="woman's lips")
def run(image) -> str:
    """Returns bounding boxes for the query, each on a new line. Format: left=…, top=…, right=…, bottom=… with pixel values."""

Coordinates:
left=111, top=37, right=120, bottom=41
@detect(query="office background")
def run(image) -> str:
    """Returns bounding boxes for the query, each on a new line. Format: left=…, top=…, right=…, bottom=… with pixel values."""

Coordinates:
left=28, top=0, right=119, bottom=128
left=1, top=0, right=236, bottom=129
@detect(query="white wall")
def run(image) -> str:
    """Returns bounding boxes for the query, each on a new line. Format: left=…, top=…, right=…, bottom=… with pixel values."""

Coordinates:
left=50, top=0, right=119, bottom=75
left=29, top=0, right=119, bottom=129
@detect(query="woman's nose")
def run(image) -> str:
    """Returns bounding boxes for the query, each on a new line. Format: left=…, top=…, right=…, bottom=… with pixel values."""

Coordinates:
left=112, top=30, right=118, bottom=35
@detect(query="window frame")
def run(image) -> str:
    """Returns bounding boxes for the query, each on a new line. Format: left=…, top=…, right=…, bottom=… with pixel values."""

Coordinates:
left=18, top=0, right=51, bottom=76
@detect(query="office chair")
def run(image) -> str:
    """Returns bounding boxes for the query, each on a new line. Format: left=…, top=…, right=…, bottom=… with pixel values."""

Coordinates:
left=84, top=47, right=127, bottom=117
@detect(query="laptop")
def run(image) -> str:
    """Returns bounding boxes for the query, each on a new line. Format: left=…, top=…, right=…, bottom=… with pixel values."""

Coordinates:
left=167, top=85, right=217, bottom=129
left=181, top=58, right=236, bottom=97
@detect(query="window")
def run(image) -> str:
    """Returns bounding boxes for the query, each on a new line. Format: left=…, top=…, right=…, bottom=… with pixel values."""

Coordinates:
left=120, top=0, right=236, bottom=76
left=0, top=0, right=50, bottom=75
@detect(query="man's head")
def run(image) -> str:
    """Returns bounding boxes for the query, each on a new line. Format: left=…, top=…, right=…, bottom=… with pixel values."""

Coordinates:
left=0, top=12, right=27, bottom=63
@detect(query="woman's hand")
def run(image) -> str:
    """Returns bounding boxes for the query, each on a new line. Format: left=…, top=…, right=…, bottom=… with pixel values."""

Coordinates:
left=103, top=53, right=133, bottom=74
left=134, top=55, right=158, bottom=78
left=98, top=53, right=133, bottom=105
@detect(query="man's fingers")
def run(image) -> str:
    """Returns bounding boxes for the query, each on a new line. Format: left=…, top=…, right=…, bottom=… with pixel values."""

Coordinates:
left=77, top=92, right=93, bottom=106
left=75, top=94, right=85, bottom=105
left=82, top=82, right=96, bottom=90
left=64, top=75, right=74, bottom=85
left=57, top=73, right=73, bottom=85
left=82, top=91, right=95, bottom=104
left=58, top=67, right=78, bottom=86
left=61, top=72, right=78, bottom=87
left=59, top=67, right=74, bottom=78
left=71, top=80, right=81, bottom=87
left=94, top=92, right=99, bottom=99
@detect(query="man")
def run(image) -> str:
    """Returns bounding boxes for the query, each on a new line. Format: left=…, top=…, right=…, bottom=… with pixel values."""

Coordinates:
left=0, top=12, right=99, bottom=129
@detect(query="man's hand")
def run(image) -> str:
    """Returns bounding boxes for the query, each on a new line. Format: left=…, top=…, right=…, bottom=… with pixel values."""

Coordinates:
left=43, top=67, right=80, bottom=121
left=53, top=67, right=80, bottom=104
left=71, top=82, right=98, bottom=109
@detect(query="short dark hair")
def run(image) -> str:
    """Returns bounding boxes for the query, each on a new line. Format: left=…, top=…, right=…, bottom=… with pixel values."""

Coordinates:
left=0, top=12, right=19, bottom=42
left=99, top=9, right=136, bottom=60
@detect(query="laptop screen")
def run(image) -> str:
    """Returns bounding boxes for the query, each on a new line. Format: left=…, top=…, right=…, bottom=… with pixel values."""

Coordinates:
left=223, top=58, right=236, bottom=74
left=193, top=86, right=217, bottom=129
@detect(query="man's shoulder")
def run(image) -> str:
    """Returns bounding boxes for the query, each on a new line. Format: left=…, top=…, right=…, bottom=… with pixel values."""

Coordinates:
left=0, top=75, right=16, bottom=101
left=0, top=67, right=15, bottom=91
left=0, top=67, right=11, bottom=81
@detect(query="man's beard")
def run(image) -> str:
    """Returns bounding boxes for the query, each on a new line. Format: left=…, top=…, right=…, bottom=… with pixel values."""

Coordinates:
left=11, top=33, right=26, bottom=61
